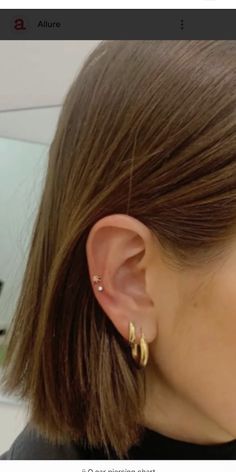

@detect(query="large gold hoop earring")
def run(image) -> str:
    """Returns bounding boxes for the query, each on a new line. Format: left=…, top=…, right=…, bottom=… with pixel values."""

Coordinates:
left=128, top=321, right=149, bottom=368
left=139, top=330, right=149, bottom=367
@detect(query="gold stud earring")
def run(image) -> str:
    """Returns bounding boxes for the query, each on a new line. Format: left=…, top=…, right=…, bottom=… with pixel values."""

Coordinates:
left=92, top=274, right=104, bottom=292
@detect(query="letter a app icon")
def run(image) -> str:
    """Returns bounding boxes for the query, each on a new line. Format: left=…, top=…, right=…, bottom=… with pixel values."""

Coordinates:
left=14, top=18, right=27, bottom=30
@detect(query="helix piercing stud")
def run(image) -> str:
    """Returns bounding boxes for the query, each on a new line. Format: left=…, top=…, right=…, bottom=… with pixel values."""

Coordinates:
left=92, top=274, right=104, bottom=292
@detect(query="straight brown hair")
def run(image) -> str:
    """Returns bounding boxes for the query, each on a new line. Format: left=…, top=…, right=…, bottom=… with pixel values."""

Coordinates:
left=2, top=40, right=236, bottom=459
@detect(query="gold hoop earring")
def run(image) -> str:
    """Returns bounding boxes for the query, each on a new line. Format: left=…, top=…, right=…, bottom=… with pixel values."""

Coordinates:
left=129, top=321, right=149, bottom=368
left=139, top=329, right=149, bottom=368
left=129, top=321, right=139, bottom=365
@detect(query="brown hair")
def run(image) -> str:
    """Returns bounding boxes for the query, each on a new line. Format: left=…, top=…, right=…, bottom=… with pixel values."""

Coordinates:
left=1, top=40, right=236, bottom=459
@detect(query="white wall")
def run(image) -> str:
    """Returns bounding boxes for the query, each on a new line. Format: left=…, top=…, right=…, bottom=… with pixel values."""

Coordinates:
left=0, top=41, right=100, bottom=112
left=0, top=106, right=61, bottom=145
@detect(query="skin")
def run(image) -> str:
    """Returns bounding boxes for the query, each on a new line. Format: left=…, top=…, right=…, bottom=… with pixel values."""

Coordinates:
left=86, top=213, right=236, bottom=445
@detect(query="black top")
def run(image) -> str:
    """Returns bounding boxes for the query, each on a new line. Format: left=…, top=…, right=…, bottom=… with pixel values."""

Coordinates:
left=1, top=422, right=236, bottom=460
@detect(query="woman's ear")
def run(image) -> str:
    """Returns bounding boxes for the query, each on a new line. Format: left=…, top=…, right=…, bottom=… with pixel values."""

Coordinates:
left=86, top=213, right=157, bottom=344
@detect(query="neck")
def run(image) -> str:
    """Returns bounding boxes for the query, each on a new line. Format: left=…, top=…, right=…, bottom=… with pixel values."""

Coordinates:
left=142, top=361, right=234, bottom=445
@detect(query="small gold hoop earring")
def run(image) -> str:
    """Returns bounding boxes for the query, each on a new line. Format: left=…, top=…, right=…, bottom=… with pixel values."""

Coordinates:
left=129, top=321, right=139, bottom=365
left=129, top=320, right=136, bottom=344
